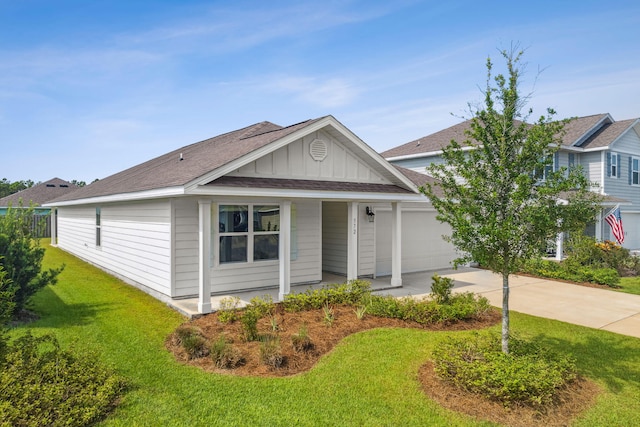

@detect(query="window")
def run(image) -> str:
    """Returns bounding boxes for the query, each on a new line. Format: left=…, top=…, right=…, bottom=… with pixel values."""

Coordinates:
left=632, top=157, right=640, bottom=185
left=534, top=154, right=555, bottom=181
left=95, top=207, right=101, bottom=247
left=608, top=152, right=620, bottom=178
left=218, top=204, right=280, bottom=264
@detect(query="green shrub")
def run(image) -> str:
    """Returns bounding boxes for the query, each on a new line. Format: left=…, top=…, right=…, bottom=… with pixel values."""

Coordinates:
left=241, top=308, right=260, bottom=341
left=430, top=274, right=454, bottom=304
left=210, top=336, right=244, bottom=369
left=174, top=325, right=209, bottom=359
left=217, top=296, right=241, bottom=323
left=247, top=294, right=276, bottom=318
left=259, top=335, right=283, bottom=369
left=0, top=331, right=126, bottom=427
left=0, top=264, right=14, bottom=326
left=283, top=280, right=371, bottom=312
left=432, top=333, right=577, bottom=408
left=523, top=256, right=621, bottom=287
left=0, top=203, right=64, bottom=317
left=291, top=324, right=312, bottom=353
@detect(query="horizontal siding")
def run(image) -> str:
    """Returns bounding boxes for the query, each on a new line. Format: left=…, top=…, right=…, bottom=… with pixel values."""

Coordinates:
left=57, top=200, right=172, bottom=296
left=291, top=200, right=322, bottom=283
left=322, top=202, right=347, bottom=274
left=173, top=198, right=199, bottom=297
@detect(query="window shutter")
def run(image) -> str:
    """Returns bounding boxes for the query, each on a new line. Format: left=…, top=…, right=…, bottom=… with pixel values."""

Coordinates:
left=568, top=153, right=575, bottom=168
left=629, top=156, right=633, bottom=185
left=606, top=152, right=612, bottom=177
left=553, top=152, right=559, bottom=172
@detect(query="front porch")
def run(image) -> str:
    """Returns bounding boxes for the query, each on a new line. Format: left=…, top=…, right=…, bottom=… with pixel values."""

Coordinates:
left=170, top=270, right=443, bottom=318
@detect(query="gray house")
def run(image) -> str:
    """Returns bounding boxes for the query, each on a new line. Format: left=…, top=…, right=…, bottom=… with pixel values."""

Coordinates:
left=46, top=116, right=458, bottom=314
left=383, top=113, right=640, bottom=250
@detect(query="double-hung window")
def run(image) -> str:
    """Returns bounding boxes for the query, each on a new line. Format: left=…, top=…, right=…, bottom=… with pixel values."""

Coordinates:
left=218, top=204, right=280, bottom=264
left=632, top=157, right=640, bottom=185
left=608, top=152, right=620, bottom=178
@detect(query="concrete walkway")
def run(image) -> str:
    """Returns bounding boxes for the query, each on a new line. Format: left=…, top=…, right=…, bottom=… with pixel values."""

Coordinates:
left=170, top=268, right=640, bottom=339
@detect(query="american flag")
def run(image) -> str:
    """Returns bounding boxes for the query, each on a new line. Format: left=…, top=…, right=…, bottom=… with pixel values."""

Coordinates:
left=604, top=205, right=624, bottom=244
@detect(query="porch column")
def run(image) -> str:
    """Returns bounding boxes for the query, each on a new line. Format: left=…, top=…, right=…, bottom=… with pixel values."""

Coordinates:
left=347, top=202, right=358, bottom=281
left=391, top=202, right=402, bottom=287
left=198, top=199, right=212, bottom=314
left=555, top=232, right=564, bottom=260
left=595, top=209, right=603, bottom=241
left=279, top=201, right=292, bottom=301
left=50, top=208, right=57, bottom=246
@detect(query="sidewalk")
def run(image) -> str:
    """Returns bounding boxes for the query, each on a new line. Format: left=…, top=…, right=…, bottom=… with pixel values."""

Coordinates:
left=169, top=268, right=640, bottom=339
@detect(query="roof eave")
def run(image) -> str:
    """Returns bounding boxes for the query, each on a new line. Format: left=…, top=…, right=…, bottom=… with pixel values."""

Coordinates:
left=43, top=186, right=186, bottom=207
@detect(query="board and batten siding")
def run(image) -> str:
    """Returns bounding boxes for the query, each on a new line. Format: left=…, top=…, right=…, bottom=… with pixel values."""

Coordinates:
left=57, top=200, right=172, bottom=296
left=228, top=130, right=391, bottom=184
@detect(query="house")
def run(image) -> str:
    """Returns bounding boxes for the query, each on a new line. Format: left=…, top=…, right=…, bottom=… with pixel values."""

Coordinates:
left=383, top=113, right=640, bottom=249
left=0, top=177, right=78, bottom=237
left=45, top=116, right=458, bottom=314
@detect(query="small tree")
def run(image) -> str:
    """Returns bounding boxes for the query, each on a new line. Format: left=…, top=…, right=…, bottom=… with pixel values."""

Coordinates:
left=0, top=202, right=64, bottom=317
left=422, top=48, right=600, bottom=353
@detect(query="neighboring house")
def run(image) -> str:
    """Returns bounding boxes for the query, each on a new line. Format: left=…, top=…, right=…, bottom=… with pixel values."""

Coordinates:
left=0, top=177, right=78, bottom=237
left=45, top=116, right=457, bottom=314
left=383, top=113, right=640, bottom=249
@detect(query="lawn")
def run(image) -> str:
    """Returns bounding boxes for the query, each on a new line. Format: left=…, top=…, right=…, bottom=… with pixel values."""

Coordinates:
left=619, top=276, right=640, bottom=295
left=11, top=243, right=640, bottom=426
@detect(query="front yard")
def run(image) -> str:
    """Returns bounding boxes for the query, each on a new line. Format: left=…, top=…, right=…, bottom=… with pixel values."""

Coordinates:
left=9, top=244, right=640, bottom=426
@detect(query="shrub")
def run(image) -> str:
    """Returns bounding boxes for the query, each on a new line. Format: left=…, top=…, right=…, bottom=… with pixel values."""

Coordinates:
left=0, top=203, right=64, bottom=317
left=291, top=324, right=313, bottom=353
left=241, top=308, right=260, bottom=341
left=259, top=335, right=283, bottom=369
left=430, top=274, right=454, bottom=304
left=432, top=333, right=577, bottom=408
left=353, top=305, right=367, bottom=320
left=174, top=325, right=209, bottom=359
left=210, top=336, right=244, bottom=369
left=217, top=296, right=241, bottom=323
left=523, top=257, right=620, bottom=287
left=248, top=294, right=276, bottom=318
left=0, top=331, right=126, bottom=426
left=0, top=264, right=14, bottom=326
left=322, top=303, right=335, bottom=327
left=283, top=280, right=371, bottom=312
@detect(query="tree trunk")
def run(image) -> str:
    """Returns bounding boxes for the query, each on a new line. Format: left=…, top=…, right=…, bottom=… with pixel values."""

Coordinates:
left=502, top=272, right=510, bottom=354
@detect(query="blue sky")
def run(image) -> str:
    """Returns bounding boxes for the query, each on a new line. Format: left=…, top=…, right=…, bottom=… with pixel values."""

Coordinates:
left=1, top=0, right=639, bottom=183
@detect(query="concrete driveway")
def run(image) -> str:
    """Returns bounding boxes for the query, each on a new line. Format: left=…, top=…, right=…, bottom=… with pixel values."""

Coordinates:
left=394, top=268, right=640, bottom=339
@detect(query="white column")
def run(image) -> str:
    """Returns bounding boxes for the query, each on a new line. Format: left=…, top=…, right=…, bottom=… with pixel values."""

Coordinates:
left=347, top=202, right=358, bottom=281
left=198, top=199, right=212, bottom=314
left=595, top=209, right=603, bottom=241
left=555, top=232, right=564, bottom=260
left=279, top=201, right=292, bottom=301
left=50, top=208, right=57, bottom=246
left=391, top=202, right=402, bottom=287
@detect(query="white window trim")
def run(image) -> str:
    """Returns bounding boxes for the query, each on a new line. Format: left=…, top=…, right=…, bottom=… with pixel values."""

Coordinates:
left=95, top=207, right=102, bottom=247
left=611, top=153, right=619, bottom=178
left=632, top=157, right=640, bottom=186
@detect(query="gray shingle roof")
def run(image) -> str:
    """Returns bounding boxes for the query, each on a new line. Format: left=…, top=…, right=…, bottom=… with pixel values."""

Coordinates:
left=575, top=118, right=638, bottom=149
left=381, top=120, right=473, bottom=158
left=209, top=176, right=413, bottom=194
left=50, top=117, right=326, bottom=203
left=0, top=178, right=78, bottom=207
left=560, top=114, right=609, bottom=146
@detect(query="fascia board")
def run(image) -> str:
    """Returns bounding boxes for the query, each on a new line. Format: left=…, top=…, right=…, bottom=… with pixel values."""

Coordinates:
left=385, top=146, right=477, bottom=162
left=188, top=185, right=426, bottom=202
left=43, top=186, right=185, bottom=207
left=183, top=117, right=335, bottom=192
left=570, top=114, right=614, bottom=147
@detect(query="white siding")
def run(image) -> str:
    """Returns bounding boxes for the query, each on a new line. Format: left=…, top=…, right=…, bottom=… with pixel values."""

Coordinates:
left=322, top=202, right=347, bottom=274
left=57, top=200, right=172, bottom=296
left=358, top=204, right=375, bottom=276
left=182, top=199, right=324, bottom=295
left=229, top=130, right=391, bottom=184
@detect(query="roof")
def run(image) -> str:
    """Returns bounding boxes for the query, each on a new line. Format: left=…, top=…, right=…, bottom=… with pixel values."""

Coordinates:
left=383, top=113, right=640, bottom=159
left=208, top=176, right=413, bottom=194
left=50, top=118, right=326, bottom=203
left=0, top=178, right=78, bottom=207
left=382, top=120, right=473, bottom=158
left=48, top=115, right=420, bottom=205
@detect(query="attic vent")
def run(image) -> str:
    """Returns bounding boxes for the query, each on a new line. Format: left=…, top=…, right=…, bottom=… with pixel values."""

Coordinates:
left=59, top=184, right=69, bottom=187
left=46, top=184, right=55, bottom=187
left=309, top=138, right=328, bottom=161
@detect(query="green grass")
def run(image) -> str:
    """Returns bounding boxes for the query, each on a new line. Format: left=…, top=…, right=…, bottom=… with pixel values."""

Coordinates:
left=9, top=243, right=640, bottom=426
left=619, top=276, right=640, bottom=295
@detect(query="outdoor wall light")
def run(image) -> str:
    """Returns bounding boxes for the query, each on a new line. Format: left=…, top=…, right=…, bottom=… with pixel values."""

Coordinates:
left=366, top=206, right=375, bottom=222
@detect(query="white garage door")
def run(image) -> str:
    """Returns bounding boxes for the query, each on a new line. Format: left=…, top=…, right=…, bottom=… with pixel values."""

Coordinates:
left=375, top=209, right=456, bottom=276
left=621, top=212, right=640, bottom=250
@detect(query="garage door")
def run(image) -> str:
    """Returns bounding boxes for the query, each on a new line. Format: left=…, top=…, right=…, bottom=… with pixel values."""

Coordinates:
left=620, top=212, right=640, bottom=250
left=375, top=209, right=456, bottom=276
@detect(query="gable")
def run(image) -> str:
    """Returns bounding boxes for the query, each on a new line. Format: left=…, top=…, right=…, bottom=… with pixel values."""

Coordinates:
left=226, top=129, right=392, bottom=185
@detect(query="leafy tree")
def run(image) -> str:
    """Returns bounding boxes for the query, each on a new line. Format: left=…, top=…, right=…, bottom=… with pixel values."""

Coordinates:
left=0, top=203, right=64, bottom=317
left=0, top=178, right=34, bottom=198
left=421, top=48, right=600, bottom=353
